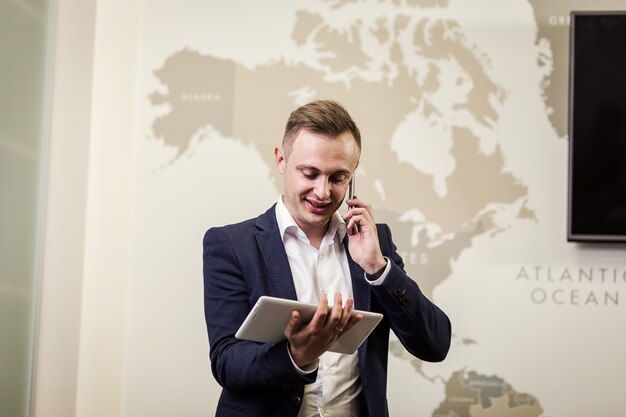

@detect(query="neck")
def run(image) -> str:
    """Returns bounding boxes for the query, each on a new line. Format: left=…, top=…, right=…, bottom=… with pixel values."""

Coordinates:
left=302, top=223, right=330, bottom=250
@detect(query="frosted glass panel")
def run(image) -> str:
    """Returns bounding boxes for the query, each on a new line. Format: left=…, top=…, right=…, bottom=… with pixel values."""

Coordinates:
left=0, top=0, right=53, bottom=416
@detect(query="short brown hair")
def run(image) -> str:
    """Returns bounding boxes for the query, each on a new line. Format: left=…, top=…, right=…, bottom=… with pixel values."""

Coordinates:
left=282, top=100, right=361, bottom=158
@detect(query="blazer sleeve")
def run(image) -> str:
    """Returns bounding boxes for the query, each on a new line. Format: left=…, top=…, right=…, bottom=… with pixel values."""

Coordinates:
left=371, top=223, right=452, bottom=362
left=202, top=226, right=317, bottom=392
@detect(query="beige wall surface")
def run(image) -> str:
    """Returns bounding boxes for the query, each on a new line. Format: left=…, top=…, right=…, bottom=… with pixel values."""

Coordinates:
left=34, top=0, right=139, bottom=416
left=34, top=0, right=95, bottom=414
left=34, top=1, right=626, bottom=417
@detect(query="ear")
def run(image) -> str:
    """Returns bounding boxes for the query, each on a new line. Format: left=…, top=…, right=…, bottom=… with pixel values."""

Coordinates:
left=274, top=147, right=286, bottom=174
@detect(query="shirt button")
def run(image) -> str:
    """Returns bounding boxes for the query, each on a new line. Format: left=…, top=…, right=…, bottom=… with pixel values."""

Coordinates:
left=318, top=408, right=326, bottom=416
left=326, top=367, right=334, bottom=375
left=292, top=395, right=301, bottom=405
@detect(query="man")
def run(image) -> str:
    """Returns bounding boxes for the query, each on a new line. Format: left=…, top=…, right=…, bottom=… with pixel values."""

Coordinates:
left=203, top=100, right=451, bottom=417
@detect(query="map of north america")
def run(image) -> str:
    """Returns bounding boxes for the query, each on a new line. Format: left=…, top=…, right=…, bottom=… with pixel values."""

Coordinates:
left=149, top=2, right=544, bottom=415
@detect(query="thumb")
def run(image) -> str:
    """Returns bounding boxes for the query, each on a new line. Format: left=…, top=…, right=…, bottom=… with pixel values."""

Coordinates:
left=284, top=310, right=301, bottom=337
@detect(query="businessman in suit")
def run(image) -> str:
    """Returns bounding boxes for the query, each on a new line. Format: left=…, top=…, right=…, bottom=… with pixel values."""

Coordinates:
left=203, top=100, right=451, bottom=417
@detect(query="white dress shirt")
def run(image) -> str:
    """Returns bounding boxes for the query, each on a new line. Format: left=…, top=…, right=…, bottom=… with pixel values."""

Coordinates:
left=275, top=197, right=390, bottom=417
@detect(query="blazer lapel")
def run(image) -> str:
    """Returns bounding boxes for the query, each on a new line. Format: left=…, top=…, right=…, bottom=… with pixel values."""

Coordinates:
left=344, top=237, right=370, bottom=312
left=344, top=236, right=373, bottom=368
left=255, top=205, right=298, bottom=301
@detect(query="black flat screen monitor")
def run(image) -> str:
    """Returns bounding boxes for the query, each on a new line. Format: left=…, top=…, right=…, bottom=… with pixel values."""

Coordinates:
left=568, top=11, right=626, bottom=242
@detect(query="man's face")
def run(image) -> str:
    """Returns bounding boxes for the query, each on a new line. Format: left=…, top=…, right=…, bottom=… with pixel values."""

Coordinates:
left=275, top=129, right=360, bottom=239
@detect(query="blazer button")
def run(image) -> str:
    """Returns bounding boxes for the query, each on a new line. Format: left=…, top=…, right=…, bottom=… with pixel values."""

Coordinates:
left=292, top=396, right=301, bottom=405
left=393, top=288, right=407, bottom=297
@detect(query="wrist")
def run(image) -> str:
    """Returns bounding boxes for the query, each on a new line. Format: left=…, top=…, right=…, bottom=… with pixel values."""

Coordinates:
left=287, top=344, right=318, bottom=374
left=365, top=257, right=387, bottom=278
left=288, top=344, right=316, bottom=369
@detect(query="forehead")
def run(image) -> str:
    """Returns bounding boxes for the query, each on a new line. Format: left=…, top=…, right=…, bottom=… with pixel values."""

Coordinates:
left=289, top=130, right=360, bottom=170
left=291, top=130, right=360, bottom=159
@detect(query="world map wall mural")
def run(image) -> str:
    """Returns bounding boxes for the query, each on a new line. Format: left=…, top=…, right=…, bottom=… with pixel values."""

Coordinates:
left=126, top=1, right=626, bottom=416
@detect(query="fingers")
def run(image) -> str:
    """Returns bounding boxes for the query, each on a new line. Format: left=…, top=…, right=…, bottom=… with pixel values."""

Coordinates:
left=328, top=297, right=364, bottom=339
left=284, top=310, right=301, bottom=337
left=329, top=293, right=344, bottom=324
left=339, top=313, right=363, bottom=336
left=329, top=295, right=358, bottom=338
left=344, top=198, right=375, bottom=232
left=307, top=292, right=330, bottom=329
left=285, top=294, right=356, bottom=367
left=287, top=293, right=355, bottom=346
left=309, top=293, right=353, bottom=332
left=345, top=210, right=373, bottom=236
left=345, top=197, right=373, bottom=215
left=337, top=296, right=353, bottom=331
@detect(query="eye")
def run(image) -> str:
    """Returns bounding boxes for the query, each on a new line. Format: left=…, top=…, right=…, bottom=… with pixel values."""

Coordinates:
left=302, top=171, right=318, bottom=180
left=331, top=175, right=348, bottom=184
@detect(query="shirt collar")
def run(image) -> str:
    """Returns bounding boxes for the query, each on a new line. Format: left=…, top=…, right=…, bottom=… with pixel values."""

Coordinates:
left=275, top=195, right=347, bottom=244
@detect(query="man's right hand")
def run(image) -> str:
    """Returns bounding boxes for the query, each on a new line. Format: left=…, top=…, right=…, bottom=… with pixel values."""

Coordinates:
left=285, top=293, right=362, bottom=368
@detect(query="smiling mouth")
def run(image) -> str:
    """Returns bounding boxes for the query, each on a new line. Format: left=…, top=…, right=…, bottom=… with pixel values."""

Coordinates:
left=306, top=199, right=332, bottom=213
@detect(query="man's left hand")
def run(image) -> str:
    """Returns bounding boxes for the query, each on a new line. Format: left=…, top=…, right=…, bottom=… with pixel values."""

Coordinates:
left=343, top=197, right=387, bottom=275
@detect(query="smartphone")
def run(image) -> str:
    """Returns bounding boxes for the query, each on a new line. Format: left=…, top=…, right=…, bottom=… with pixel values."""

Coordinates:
left=347, top=177, right=359, bottom=233
left=348, top=177, right=356, bottom=205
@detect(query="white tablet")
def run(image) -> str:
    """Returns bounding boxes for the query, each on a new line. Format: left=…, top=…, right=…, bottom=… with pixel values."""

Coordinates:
left=235, top=296, right=383, bottom=354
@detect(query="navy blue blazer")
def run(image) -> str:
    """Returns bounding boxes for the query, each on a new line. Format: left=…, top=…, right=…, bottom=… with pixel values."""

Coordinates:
left=203, top=205, right=451, bottom=417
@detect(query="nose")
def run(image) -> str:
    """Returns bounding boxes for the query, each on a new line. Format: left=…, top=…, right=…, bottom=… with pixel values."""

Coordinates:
left=313, top=177, right=331, bottom=200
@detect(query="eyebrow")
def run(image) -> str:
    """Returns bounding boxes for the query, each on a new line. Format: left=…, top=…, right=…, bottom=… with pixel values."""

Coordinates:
left=296, top=165, right=352, bottom=176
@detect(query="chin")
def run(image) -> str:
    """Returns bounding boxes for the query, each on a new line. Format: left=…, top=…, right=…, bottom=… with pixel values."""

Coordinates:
left=304, top=214, right=331, bottom=228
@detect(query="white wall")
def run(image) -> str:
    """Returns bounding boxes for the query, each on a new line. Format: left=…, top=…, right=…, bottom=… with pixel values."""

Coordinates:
left=33, top=0, right=96, bottom=415
left=34, top=0, right=140, bottom=416
left=33, top=2, right=626, bottom=417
